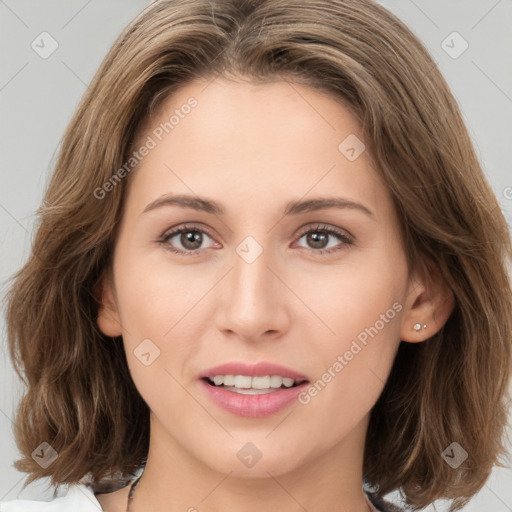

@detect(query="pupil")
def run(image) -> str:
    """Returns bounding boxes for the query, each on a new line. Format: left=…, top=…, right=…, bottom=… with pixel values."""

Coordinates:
left=308, top=231, right=328, bottom=249
left=182, top=231, right=202, bottom=249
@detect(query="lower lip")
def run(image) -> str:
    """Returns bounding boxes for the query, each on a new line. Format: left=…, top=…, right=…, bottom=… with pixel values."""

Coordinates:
left=200, top=379, right=309, bottom=418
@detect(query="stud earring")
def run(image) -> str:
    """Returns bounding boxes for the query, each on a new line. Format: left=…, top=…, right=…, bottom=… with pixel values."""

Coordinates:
left=413, top=323, right=427, bottom=331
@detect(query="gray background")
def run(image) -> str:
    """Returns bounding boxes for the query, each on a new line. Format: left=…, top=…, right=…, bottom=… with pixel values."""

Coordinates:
left=1, top=1, right=511, bottom=510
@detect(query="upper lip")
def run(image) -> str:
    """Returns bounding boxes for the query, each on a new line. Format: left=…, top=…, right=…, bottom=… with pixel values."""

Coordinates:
left=199, top=362, right=309, bottom=382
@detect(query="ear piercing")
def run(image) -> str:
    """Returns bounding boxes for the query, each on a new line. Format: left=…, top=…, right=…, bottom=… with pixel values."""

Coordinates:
left=413, top=323, right=427, bottom=331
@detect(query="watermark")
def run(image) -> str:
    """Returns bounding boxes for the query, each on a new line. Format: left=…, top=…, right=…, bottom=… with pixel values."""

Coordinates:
left=236, top=236, right=264, bottom=264
left=237, top=442, right=263, bottom=468
left=298, top=301, right=402, bottom=405
left=93, top=97, right=198, bottom=200
left=31, top=31, right=59, bottom=59
left=134, top=338, right=161, bottom=366
left=441, top=442, right=468, bottom=469
left=32, top=441, right=59, bottom=468
left=338, top=133, right=366, bottom=161
left=441, top=31, right=469, bottom=59
left=503, top=186, right=512, bottom=200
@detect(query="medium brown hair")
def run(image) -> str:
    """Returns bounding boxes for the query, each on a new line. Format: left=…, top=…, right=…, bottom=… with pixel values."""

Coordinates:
left=5, top=0, right=511, bottom=509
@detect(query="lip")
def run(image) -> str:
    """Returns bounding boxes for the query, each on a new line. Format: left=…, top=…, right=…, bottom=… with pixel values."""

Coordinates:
left=200, top=379, right=309, bottom=418
left=199, top=361, right=309, bottom=381
left=199, top=361, right=310, bottom=418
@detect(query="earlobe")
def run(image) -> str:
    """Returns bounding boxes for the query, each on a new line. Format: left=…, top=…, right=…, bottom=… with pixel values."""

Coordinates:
left=400, top=262, right=455, bottom=343
left=95, top=271, right=123, bottom=338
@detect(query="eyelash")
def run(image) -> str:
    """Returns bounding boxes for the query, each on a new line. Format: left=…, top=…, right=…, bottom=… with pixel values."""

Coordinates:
left=158, top=223, right=354, bottom=256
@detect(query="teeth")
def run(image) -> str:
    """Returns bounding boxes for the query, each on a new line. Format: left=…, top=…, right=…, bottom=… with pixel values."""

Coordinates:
left=224, top=387, right=278, bottom=395
left=207, top=375, right=299, bottom=389
left=269, top=375, right=283, bottom=388
left=223, top=375, right=235, bottom=386
left=252, top=376, right=270, bottom=389
left=234, top=375, right=252, bottom=388
left=212, top=375, right=224, bottom=386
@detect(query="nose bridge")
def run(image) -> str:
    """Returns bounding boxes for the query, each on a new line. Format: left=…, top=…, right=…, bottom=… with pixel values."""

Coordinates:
left=232, top=235, right=275, bottom=307
left=217, top=234, right=288, bottom=337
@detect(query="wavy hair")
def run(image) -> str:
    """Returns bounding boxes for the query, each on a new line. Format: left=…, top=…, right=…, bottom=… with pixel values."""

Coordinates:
left=4, top=0, right=511, bottom=510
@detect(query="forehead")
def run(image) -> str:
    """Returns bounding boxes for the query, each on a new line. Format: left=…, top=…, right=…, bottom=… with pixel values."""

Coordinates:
left=126, top=77, right=387, bottom=218
left=151, top=77, right=362, bottom=150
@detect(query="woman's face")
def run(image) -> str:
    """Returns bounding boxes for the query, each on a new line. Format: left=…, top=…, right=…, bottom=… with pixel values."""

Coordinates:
left=98, top=77, right=422, bottom=478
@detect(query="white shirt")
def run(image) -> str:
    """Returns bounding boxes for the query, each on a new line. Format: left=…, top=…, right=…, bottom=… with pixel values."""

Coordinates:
left=0, top=483, right=104, bottom=511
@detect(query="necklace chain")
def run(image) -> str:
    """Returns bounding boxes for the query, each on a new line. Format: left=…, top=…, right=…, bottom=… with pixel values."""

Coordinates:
left=126, top=474, right=377, bottom=512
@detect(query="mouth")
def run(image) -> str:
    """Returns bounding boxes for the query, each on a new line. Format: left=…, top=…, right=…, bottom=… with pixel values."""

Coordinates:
left=199, top=362, right=310, bottom=417
left=202, top=375, right=309, bottom=395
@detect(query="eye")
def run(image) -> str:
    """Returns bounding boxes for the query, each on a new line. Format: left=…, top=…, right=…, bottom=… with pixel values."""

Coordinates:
left=158, top=222, right=353, bottom=256
left=293, top=223, right=353, bottom=255
left=158, top=224, right=218, bottom=256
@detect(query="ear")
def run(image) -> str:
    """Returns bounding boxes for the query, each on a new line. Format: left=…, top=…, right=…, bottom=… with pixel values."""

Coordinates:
left=400, top=260, right=455, bottom=343
left=95, top=270, right=123, bottom=337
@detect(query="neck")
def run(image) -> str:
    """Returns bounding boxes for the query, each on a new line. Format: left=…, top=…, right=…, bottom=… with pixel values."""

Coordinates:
left=130, top=413, right=373, bottom=512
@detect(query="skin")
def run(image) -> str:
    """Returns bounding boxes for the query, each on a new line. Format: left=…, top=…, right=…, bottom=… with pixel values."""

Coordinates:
left=96, top=76, right=453, bottom=512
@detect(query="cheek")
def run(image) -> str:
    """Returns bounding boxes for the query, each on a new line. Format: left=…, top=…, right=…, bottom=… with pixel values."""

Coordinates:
left=293, top=248, right=406, bottom=417
left=111, top=245, right=217, bottom=392
left=292, top=246, right=406, bottom=345
left=113, top=247, right=190, bottom=335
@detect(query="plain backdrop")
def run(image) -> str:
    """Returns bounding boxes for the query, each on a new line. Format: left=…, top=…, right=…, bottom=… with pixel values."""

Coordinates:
left=1, top=1, right=511, bottom=510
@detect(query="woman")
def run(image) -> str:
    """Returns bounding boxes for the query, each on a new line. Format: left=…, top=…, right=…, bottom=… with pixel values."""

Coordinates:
left=2, top=0, right=511, bottom=511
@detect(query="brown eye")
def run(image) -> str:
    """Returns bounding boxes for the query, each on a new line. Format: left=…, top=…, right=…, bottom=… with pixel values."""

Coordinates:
left=159, top=224, right=217, bottom=255
left=295, top=224, right=353, bottom=255
left=305, top=231, right=329, bottom=250
left=177, top=230, right=203, bottom=250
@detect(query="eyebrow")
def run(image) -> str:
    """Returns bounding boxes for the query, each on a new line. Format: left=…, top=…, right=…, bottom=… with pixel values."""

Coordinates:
left=142, top=193, right=374, bottom=218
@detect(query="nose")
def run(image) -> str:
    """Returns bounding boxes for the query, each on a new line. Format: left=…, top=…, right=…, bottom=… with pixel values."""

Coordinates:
left=214, top=238, right=290, bottom=342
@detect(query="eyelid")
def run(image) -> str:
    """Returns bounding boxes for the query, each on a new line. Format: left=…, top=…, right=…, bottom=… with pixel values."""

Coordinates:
left=291, top=223, right=354, bottom=255
left=159, top=222, right=353, bottom=241
left=158, top=221, right=354, bottom=256
left=294, top=222, right=354, bottom=242
left=158, top=223, right=219, bottom=252
left=160, top=222, right=215, bottom=241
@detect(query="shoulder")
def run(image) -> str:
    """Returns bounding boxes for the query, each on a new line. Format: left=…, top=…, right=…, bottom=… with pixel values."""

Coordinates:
left=0, top=483, right=103, bottom=512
